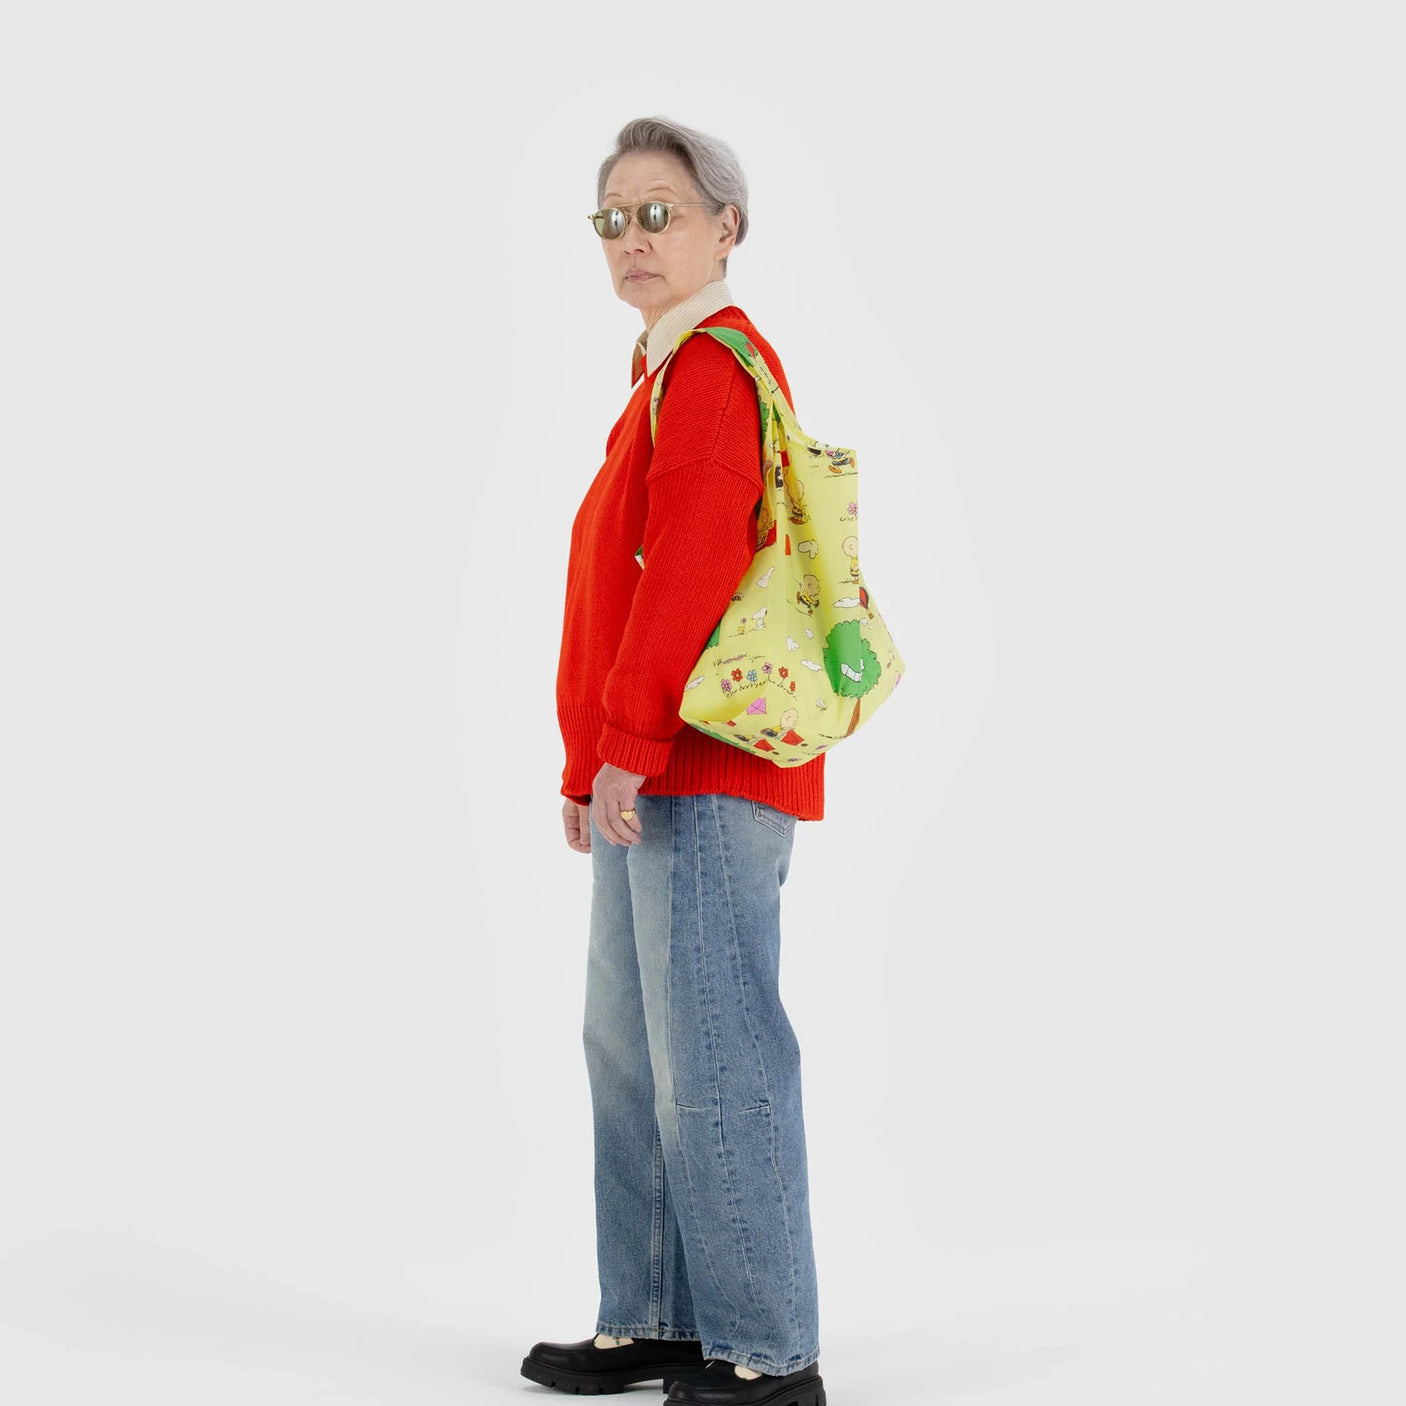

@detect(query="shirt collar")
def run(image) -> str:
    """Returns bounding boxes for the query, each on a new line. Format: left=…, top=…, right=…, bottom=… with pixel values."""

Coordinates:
left=631, top=277, right=736, bottom=385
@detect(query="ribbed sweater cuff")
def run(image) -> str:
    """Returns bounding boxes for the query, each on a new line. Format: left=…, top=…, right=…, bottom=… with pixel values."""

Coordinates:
left=597, top=721, right=676, bottom=777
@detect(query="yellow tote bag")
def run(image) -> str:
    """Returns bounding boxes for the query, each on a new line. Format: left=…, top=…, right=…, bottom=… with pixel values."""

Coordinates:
left=646, top=325, right=906, bottom=767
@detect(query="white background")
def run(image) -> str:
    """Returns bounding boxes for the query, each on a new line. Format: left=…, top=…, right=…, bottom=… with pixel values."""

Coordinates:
left=2, top=3, right=1401, bottom=1403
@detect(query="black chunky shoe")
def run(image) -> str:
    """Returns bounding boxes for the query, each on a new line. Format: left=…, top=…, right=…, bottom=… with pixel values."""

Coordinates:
left=520, top=1334, right=707, bottom=1395
left=664, top=1357, right=825, bottom=1406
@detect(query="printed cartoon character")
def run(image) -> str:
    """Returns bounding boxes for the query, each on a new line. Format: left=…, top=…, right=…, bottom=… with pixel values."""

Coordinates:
left=778, top=706, right=808, bottom=747
left=736, top=601, right=770, bottom=635
left=806, top=443, right=855, bottom=474
left=796, top=573, right=820, bottom=614
left=783, top=463, right=808, bottom=524
left=841, top=534, right=859, bottom=581
left=755, top=467, right=777, bottom=547
left=762, top=705, right=804, bottom=746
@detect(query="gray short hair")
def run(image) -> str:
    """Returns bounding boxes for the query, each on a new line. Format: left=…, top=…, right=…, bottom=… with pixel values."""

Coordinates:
left=596, top=116, right=749, bottom=276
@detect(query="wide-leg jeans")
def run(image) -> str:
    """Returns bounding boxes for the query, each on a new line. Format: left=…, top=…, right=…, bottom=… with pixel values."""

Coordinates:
left=583, top=791, right=821, bottom=1376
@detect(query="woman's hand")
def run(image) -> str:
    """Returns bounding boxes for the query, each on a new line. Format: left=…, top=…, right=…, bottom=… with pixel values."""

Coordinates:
left=592, top=761, right=647, bottom=847
left=562, top=798, right=591, bottom=854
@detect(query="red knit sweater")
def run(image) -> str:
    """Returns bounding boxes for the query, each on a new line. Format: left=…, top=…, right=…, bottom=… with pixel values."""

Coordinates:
left=556, top=304, right=826, bottom=821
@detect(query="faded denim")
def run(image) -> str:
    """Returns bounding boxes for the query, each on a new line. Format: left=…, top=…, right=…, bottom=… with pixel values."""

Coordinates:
left=582, top=791, right=821, bottom=1376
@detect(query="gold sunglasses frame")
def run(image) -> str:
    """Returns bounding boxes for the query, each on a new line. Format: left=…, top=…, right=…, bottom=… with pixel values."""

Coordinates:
left=587, top=199, right=713, bottom=239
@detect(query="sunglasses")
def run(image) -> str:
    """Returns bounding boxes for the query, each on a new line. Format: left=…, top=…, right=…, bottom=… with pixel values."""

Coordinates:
left=588, top=199, right=712, bottom=239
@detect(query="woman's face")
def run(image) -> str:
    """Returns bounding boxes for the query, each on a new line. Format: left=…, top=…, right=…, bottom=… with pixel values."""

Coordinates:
left=599, top=151, right=738, bottom=323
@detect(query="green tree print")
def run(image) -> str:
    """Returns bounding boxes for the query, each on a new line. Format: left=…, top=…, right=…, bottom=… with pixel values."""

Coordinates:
left=823, top=619, right=882, bottom=736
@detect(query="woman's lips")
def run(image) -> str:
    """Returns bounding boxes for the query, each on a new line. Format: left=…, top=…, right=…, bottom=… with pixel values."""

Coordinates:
left=625, top=270, right=656, bottom=282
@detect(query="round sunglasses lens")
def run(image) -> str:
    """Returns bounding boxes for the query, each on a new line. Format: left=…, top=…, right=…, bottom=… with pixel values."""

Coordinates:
left=595, top=208, right=626, bottom=239
left=640, top=201, right=669, bottom=233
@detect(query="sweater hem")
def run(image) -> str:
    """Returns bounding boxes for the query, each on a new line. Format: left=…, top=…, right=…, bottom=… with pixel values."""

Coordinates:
left=559, top=702, right=825, bottom=821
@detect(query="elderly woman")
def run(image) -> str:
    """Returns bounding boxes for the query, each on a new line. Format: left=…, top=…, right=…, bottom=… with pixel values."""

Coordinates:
left=520, top=118, right=827, bottom=1406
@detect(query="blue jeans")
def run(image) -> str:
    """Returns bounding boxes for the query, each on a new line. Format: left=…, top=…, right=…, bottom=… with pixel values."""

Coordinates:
left=583, top=791, right=821, bottom=1376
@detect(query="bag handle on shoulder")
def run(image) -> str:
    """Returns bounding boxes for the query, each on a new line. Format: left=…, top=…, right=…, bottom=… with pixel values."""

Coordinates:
left=648, top=325, right=800, bottom=446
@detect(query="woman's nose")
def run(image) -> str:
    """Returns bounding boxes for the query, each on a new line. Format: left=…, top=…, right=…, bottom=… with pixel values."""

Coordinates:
left=617, top=212, right=649, bottom=250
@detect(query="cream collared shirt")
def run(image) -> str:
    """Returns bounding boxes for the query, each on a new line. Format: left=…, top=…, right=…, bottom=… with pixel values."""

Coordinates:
left=631, top=277, right=736, bottom=386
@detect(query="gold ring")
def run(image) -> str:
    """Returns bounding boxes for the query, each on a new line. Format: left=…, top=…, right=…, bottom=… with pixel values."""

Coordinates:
left=619, top=808, right=636, bottom=820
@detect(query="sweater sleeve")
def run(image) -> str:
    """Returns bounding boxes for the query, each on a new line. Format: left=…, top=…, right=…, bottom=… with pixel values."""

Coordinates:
left=596, top=335, right=765, bottom=776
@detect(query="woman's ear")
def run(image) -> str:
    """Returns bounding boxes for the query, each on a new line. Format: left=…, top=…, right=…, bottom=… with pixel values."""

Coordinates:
left=716, top=204, right=739, bottom=262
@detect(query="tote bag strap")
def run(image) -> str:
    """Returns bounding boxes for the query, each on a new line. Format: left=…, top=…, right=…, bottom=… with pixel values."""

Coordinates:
left=648, top=325, right=801, bottom=446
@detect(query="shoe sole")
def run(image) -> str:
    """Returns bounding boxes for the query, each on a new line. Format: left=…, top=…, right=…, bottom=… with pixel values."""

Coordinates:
left=520, top=1354, right=703, bottom=1394
left=664, top=1371, right=826, bottom=1406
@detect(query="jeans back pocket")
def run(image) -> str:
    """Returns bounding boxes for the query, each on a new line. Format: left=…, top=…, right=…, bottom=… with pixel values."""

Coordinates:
left=751, top=799, right=798, bottom=837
